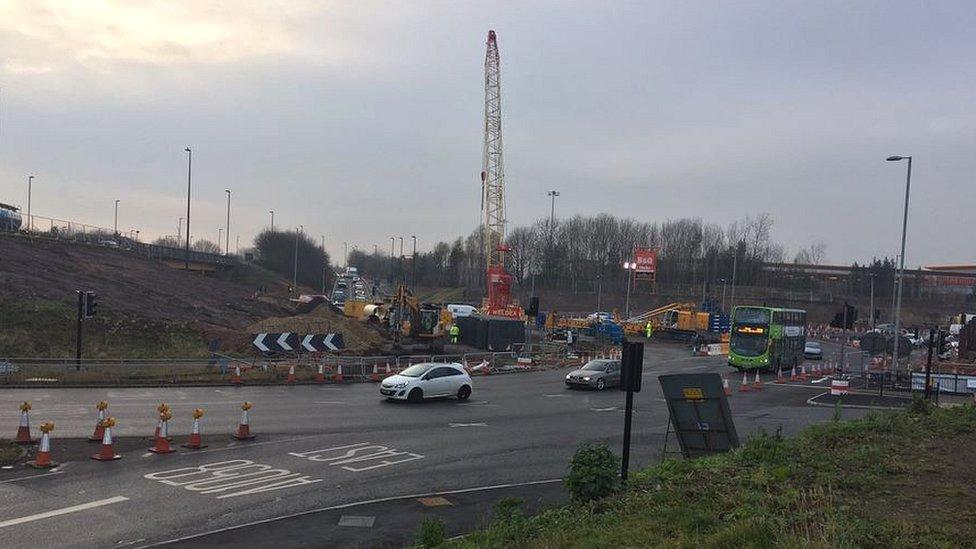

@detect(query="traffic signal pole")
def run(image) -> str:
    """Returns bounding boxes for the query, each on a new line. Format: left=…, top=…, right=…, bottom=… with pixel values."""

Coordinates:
left=75, top=291, right=84, bottom=370
left=839, top=303, right=848, bottom=374
left=924, top=327, right=935, bottom=400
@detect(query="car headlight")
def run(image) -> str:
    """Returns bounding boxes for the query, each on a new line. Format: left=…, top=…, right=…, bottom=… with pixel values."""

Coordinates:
left=392, top=382, right=408, bottom=389
left=566, top=374, right=571, bottom=379
left=583, top=377, right=591, bottom=381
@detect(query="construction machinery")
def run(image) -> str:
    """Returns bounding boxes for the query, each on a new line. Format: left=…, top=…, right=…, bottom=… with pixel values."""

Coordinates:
left=388, top=284, right=446, bottom=350
left=480, top=30, right=523, bottom=319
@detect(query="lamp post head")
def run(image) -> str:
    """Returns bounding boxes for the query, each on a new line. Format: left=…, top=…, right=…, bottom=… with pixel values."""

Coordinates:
left=886, top=155, right=906, bottom=161
left=225, top=189, right=230, bottom=194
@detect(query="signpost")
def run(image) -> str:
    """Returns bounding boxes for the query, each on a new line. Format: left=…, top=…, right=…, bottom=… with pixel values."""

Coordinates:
left=658, top=373, right=739, bottom=459
left=619, top=339, right=644, bottom=482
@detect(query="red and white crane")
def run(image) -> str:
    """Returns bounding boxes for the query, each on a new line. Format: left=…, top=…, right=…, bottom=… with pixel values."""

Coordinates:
left=480, top=30, right=522, bottom=318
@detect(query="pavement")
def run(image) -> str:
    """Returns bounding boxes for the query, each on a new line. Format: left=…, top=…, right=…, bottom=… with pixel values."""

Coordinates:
left=0, top=342, right=865, bottom=548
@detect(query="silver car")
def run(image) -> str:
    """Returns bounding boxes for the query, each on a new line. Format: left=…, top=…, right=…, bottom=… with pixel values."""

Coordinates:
left=565, top=359, right=621, bottom=390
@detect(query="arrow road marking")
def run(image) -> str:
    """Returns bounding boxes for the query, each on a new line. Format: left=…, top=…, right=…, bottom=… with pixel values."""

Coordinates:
left=449, top=422, right=488, bottom=428
left=302, top=335, right=316, bottom=352
left=252, top=333, right=269, bottom=352
left=277, top=333, right=293, bottom=351
left=0, top=496, right=129, bottom=529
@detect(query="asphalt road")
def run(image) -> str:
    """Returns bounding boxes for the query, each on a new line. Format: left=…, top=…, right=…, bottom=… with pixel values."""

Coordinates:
left=0, top=343, right=861, bottom=548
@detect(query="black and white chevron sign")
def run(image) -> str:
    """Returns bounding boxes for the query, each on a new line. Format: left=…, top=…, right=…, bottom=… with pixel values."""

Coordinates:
left=252, top=333, right=344, bottom=353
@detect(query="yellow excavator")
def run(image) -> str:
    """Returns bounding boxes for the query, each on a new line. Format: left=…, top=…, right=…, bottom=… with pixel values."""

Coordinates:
left=389, top=285, right=446, bottom=350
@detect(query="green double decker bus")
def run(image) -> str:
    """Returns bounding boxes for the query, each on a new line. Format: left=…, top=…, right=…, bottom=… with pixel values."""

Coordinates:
left=728, top=306, right=807, bottom=371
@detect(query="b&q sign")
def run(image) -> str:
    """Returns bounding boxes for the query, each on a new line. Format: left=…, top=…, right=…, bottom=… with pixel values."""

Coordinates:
left=633, top=248, right=657, bottom=274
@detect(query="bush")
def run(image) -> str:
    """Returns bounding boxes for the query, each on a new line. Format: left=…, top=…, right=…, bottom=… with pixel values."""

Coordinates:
left=565, top=442, right=620, bottom=502
left=414, top=517, right=447, bottom=548
left=492, top=497, right=525, bottom=522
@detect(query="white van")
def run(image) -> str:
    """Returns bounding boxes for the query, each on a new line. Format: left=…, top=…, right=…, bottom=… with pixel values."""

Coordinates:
left=447, top=304, right=478, bottom=318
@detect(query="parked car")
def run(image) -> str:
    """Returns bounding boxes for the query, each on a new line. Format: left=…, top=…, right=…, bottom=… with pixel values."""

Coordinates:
left=380, top=362, right=472, bottom=402
left=447, top=304, right=478, bottom=318
left=587, top=311, right=612, bottom=322
left=804, top=341, right=823, bottom=360
left=565, top=359, right=621, bottom=390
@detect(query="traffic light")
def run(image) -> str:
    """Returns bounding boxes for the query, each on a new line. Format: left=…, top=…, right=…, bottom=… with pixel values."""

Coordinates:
left=84, top=291, right=97, bottom=318
left=831, top=303, right=858, bottom=329
left=620, top=340, right=644, bottom=392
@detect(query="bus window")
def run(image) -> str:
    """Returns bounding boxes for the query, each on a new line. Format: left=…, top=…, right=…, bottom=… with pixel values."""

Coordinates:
left=734, top=307, right=770, bottom=325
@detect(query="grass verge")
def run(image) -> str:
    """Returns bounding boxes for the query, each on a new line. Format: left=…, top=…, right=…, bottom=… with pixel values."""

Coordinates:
left=447, top=402, right=976, bottom=548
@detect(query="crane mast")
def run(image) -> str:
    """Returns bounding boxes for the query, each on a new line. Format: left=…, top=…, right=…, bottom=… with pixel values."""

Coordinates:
left=481, top=30, right=521, bottom=317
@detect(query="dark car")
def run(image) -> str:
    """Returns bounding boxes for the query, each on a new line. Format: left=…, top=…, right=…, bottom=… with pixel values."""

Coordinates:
left=564, top=359, right=621, bottom=390
left=804, top=341, right=823, bottom=360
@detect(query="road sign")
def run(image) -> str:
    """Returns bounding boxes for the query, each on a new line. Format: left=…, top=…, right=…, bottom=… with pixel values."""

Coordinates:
left=658, top=373, right=739, bottom=459
left=252, top=333, right=344, bottom=354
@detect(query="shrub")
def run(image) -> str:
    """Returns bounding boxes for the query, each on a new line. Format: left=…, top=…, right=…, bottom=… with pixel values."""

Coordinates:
left=565, top=442, right=620, bottom=502
left=414, top=517, right=447, bottom=548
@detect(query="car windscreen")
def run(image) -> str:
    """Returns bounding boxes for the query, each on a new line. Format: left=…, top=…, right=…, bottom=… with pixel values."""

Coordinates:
left=806, top=342, right=821, bottom=349
left=582, top=361, right=610, bottom=371
left=733, top=307, right=770, bottom=324
left=730, top=333, right=767, bottom=357
left=399, top=364, right=432, bottom=377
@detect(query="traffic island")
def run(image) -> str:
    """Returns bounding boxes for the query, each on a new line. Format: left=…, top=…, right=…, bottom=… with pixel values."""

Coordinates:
left=807, top=391, right=911, bottom=409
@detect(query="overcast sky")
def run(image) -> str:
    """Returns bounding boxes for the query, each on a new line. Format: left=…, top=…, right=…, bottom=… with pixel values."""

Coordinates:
left=1, top=0, right=973, bottom=267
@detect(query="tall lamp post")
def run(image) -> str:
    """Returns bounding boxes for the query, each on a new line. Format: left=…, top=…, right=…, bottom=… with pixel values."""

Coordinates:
left=177, top=217, right=184, bottom=246
left=293, top=224, right=303, bottom=293
left=886, top=155, right=913, bottom=385
left=269, top=210, right=275, bottom=232
left=411, top=235, right=417, bottom=288
left=224, top=189, right=231, bottom=255
left=868, top=273, right=877, bottom=328
left=547, top=190, right=559, bottom=270
left=113, top=199, right=120, bottom=235
left=623, top=260, right=637, bottom=318
left=26, top=175, right=34, bottom=233
left=184, top=147, right=192, bottom=270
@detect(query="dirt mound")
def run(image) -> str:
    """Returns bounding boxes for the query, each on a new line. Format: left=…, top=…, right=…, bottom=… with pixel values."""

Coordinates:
left=247, top=301, right=386, bottom=354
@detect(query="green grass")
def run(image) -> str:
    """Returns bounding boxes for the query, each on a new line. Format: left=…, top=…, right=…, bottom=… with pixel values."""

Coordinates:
left=0, top=439, right=25, bottom=465
left=0, top=298, right=209, bottom=358
left=448, top=403, right=976, bottom=548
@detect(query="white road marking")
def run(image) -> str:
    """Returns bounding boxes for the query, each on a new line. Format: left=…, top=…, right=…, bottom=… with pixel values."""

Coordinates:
left=142, top=478, right=563, bottom=547
left=145, top=460, right=321, bottom=499
left=0, top=470, right=65, bottom=484
left=290, top=443, right=425, bottom=472
left=543, top=394, right=569, bottom=398
left=313, top=401, right=347, bottom=405
left=449, top=422, right=488, bottom=427
left=0, top=496, right=129, bottom=529
left=591, top=407, right=617, bottom=412
left=456, top=401, right=497, bottom=407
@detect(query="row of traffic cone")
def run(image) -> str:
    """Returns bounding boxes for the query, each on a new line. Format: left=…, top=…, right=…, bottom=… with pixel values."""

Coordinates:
left=234, top=364, right=347, bottom=385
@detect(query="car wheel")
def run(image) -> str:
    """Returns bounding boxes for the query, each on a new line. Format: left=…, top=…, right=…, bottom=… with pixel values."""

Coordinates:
left=457, top=385, right=471, bottom=401
left=407, top=388, right=423, bottom=403
left=596, top=378, right=606, bottom=391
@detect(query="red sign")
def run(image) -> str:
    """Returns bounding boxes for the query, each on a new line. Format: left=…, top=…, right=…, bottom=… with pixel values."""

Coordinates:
left=633, top=248, right=657, bottom=274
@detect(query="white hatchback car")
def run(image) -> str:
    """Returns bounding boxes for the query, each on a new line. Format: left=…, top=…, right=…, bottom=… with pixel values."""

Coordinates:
left=380, top=362, right=473, bottom=402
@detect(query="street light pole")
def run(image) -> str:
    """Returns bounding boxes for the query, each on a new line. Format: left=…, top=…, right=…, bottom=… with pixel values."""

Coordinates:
left=218, top=228, right=222, bottom=249
left=624, top=262, right=635, bottom=318
left=224, top=189, right=231, bottom=255
left=26, top=175, right=34, bottom=233
left=293, top=225, right=303, bottom=293
left=885, top=155, right=912, bottom=386
left=184, top=147, right=192, bottom=270
left=547, top=190, right=559, bottom=272
left=730, top=243, right=739, bottom=310
left=344, top=242, right=348, bottom=269
left=178, top=217, right=183, bottom=246
left=869, top=273, right=876, bottom=328
left=269, top=210, right=275, bottom=232
left=113, top=199, right=119, bottom=235
left=411, top=235, right=417, bottom=288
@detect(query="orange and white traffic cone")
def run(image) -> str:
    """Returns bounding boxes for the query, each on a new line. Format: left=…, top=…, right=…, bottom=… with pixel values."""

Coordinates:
left=231, top=365, right=243, bottom=385
left=723, top=377, right=732, bottom=396
left=91, top=417, right=121, bottom=461
left=775, top=367, right=785, bottom=384
left=149, top=410, right=175, bottom=454
left=182, top=409, right=207, bottom=449
left=153, top=403, right=172, bottom=441
left=28, top=421, right=58, bottom=469
left=384, top=363, right=392, bottom=378
left=14, top=402, right=33, bottom=444
left=286, top=364, right=296, bottom=384
left=233, top=402, right=255, bottom=440
left=752, top=369, right=763, bottom=390
left=799, top=364, right=808, bottom=381
left=90, top=400, right=109, bottom=442
left=739, top=371, right=751, bottom=392
left=790, top=365, right=798, bottom=381
left=315, top=363, right=326, bottom=384
left=333, top=364, right=344, bottom=383
left=370, top=364, right=381, bottom=382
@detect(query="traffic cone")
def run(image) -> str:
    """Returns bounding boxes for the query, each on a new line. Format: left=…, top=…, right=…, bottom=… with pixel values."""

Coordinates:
left=799, top=364, right=808, bottom=381
left=182, top=409, right=207, bottom=449
left=775, top=367, right=785, bottom=384
left=723, top=377, right=732, bottom=396
left=14, top=402, right=33, bottom=444
left=152, top=403, right=172, bottom=441
left=752, top=370, right=763, bottom=390
left=370, top=364, right=381, bottom=382
left=149, top=410, right=175, bottom=454
left=233, top=402, right=255, bottom=440
left=739, top=371, right=751, bottom=392
left=28, top=422, right=58, bottom=469
left=231, top=365, right=243, bottom=385
left=384, top=363, right=392, bottom=378
left=790, top=365, right=798, bottom=381
left=315, top=363, right=326, bottom=383
left=91, top=417, right=121, bottom=461
left=286, top=364, right=296, bottom=384
left=90, top=400, right=109, bottom=442
left=333, top=364, right=344, bottom=383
